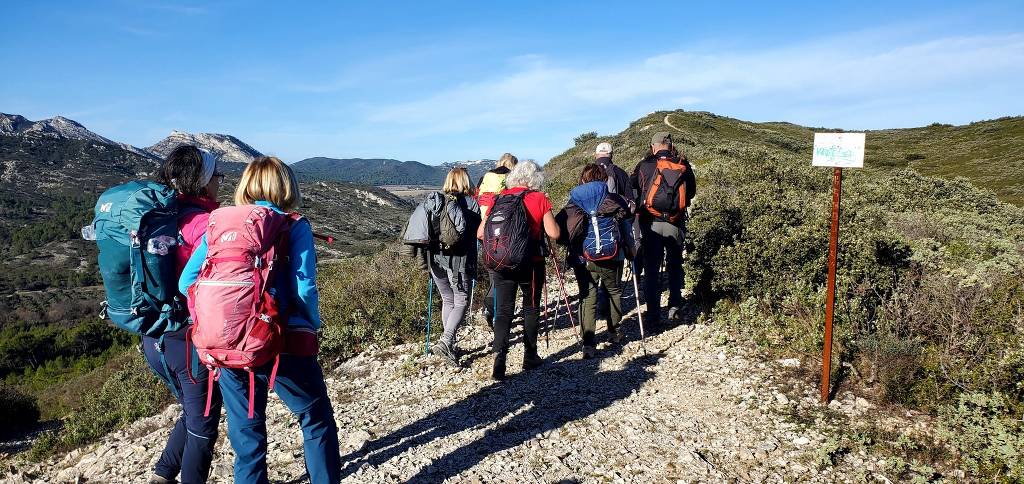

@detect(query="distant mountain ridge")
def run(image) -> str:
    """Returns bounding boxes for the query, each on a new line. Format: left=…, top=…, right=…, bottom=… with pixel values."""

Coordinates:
left=292, top=157, right=496, bottom=187
left=1, top=113, right=155, bottom=159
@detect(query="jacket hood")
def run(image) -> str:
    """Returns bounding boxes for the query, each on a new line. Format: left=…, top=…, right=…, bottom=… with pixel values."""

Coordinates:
left=569, top=181, right=608, bottom=213
left=424, top=191, right=445, bottom=215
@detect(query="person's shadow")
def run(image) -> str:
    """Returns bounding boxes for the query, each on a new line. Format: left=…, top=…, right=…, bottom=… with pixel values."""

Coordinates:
left=336, top=257, right=698, bottom=482
left=339, top=328, right=664, bottom=482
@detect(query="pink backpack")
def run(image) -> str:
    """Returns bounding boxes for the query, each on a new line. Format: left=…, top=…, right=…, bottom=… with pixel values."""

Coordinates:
left=187, top=205, right=301, bottom=418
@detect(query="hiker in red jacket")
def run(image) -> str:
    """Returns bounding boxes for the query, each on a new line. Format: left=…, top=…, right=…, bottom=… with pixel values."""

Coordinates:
left=477, top=160, right=560, bottom=380
left=143, top=145, right=225, bottom=484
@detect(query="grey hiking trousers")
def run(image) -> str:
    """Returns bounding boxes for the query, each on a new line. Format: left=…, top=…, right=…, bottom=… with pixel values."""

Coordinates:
left=428, top=259, right=472, bottom=348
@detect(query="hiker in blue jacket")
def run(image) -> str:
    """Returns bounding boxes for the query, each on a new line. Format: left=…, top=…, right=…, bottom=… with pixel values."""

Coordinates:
left=143, top=146, right=224, bottom=484
left=179, top=157, right=340, bottom=484
left=557, top=163, right=633, bottom=358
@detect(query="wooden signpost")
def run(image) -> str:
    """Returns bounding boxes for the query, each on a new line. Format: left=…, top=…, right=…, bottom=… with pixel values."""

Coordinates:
left=811, top=132, right=865, bottom=403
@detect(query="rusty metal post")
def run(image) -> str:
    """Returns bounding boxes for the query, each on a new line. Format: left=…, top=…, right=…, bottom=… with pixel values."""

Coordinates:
left=821, top=167, right=843, bottom=403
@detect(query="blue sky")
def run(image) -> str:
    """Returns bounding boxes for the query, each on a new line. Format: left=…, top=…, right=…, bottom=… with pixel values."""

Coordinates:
left=2, top=1, right=1022, bottom=164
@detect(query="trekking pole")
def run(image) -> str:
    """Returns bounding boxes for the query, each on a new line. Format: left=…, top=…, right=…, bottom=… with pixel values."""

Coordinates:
left=424, top=276, right=434, bottom=354
left=631, top=260, right=648, bottom=355
left=313, top=233, right=336, bottom=244
left=547, top=243, right=582, bottom=346
left=467, top=277, right=476, bottom=324
left=543, top=278, right=550, bottom=349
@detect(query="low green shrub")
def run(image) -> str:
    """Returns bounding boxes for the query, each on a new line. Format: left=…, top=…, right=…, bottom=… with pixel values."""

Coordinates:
left=29, top=352, right=169, bottom=460
left=938, top=392, right=1024, bottom=481
left=317, top=247, right=433, bottom=364
left=0, top=384, right=40, bottom=438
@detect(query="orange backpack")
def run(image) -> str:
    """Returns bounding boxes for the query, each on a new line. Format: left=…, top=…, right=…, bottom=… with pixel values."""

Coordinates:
left=642, top=156, right=688, bottom=223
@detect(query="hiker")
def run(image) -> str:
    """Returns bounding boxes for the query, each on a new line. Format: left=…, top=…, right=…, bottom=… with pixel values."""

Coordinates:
left=630, top=132, right=696, bottom=324
left=594, top=142, right=634, bottom=202
left=476, top=152, right=518, bottom=212
left=476, top=152, right=518, bottom=327
left=557, top=163, right=633, bottom=358
left=478, top=160, right=560, bottom=380
left=592, top=142, right=633, bottom=323
left=401, top=167, right=481, bottom=365
left=134, top=146, right=224, bottom=484
left=179, top=157, right=341, bottom=484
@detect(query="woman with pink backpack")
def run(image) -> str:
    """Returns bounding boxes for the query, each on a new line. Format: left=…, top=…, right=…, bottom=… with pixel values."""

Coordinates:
left=179, top=156, right=340, bottom=484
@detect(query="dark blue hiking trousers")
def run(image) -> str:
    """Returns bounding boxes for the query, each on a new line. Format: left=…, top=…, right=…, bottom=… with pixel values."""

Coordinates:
left=142, top=330, right=222, bottom=484
left=219, top=354, right=341, bottom=484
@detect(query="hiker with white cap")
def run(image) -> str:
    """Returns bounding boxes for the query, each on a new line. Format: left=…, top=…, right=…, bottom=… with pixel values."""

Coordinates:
left=594, top=142, right=634, bottom=203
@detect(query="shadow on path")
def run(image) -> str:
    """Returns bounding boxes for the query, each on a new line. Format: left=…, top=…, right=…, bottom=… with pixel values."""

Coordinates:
left=340, top=328, right=666, bottom=482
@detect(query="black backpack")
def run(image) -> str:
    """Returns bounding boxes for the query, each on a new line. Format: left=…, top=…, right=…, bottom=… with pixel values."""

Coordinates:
left=482, top=191, right=532, bottom=272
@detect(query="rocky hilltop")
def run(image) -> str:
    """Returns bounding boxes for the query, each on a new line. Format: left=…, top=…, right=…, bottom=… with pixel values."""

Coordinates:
left=146, top=130, right=264, bottom=164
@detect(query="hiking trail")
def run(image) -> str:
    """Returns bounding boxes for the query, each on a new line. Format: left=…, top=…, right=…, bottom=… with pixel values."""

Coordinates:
left=6, top=283, right=914, bottom=483
left=664, top=114, right=684, bottom=133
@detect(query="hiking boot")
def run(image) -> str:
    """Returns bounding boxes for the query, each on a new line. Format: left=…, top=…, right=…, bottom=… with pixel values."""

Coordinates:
left=491, top=355, right=507, bottom=381
left=483, top=309, right=494, bottom=329
left=523, top=353, right=544, bottom=371
left=581, top=346, right=597, bottom=359
left=667, top=306, right=682, bottom=322
left=148, top=475, right=176, bottom=484
left=433, top=340, right=459, bottom=367
left=609, top=329, right=624, bottom=344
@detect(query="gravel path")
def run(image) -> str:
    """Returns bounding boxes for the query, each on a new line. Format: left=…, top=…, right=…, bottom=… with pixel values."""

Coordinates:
left=5, top=282, right=903, bottom=483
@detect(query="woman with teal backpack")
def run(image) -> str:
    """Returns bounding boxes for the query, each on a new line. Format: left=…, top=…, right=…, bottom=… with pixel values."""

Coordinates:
left=143, top=145, right=225, bottom=484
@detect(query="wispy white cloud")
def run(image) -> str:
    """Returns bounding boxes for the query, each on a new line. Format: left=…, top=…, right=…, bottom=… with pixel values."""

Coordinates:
left=366, top=32, right=1024, bottom=135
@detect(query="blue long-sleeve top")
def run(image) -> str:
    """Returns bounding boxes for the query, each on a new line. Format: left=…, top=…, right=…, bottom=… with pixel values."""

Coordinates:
left=178, top=200, right=321, bottom=331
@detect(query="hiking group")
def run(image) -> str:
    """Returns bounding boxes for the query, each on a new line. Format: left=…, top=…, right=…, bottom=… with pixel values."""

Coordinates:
left=87, top=131, right=694, bottom=484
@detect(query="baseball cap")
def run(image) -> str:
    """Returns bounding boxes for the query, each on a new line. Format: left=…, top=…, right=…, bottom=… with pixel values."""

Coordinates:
left=651, top=132, right=672, bottom=145
left=595, top=142, right=613, bottom=155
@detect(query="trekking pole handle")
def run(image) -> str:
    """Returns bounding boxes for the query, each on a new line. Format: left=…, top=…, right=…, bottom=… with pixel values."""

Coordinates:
left=313, top=233, right=336, bottom=244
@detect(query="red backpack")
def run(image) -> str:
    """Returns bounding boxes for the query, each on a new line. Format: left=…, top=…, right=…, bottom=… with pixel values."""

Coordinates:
left=187, top=205, right=301, bottom=418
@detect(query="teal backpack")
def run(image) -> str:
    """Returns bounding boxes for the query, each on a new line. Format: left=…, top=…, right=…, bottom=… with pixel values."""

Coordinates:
left=89, top=180, right=185, bottom=337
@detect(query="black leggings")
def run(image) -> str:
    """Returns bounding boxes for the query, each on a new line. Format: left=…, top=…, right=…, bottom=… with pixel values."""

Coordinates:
left=487, top=263, right=545, bottom=360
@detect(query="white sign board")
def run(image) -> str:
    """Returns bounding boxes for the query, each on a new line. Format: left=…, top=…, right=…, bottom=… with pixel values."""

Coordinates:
left=812, top=132, right=865, bottom=168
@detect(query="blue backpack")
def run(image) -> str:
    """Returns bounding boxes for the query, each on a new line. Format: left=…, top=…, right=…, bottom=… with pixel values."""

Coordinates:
left=88, top=181, right=185, bottom=337
left=570, top=182, right=622, bottom=262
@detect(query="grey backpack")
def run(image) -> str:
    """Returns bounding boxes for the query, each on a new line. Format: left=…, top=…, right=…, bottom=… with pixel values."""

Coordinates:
left=437, top=194, right=465, bottom=252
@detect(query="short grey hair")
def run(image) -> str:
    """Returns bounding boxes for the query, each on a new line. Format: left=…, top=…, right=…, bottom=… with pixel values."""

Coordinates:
left=505, top=159, right=545, bottom=190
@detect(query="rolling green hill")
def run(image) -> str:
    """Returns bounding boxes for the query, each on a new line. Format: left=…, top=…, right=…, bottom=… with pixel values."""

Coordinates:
left=292, top=157, right=445, bottom=186
left=544, top=110, right=1024, bottom=479
left=545, top=111, right=1023, bottom=206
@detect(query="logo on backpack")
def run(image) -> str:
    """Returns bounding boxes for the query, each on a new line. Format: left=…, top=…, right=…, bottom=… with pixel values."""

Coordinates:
left=89, top=180, right=184, bottom=337
left=188, top=205, right=302, bottom=418
left=482, top=191, right=533, bottom=272
left=642, top=156, right=689, bottom=223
